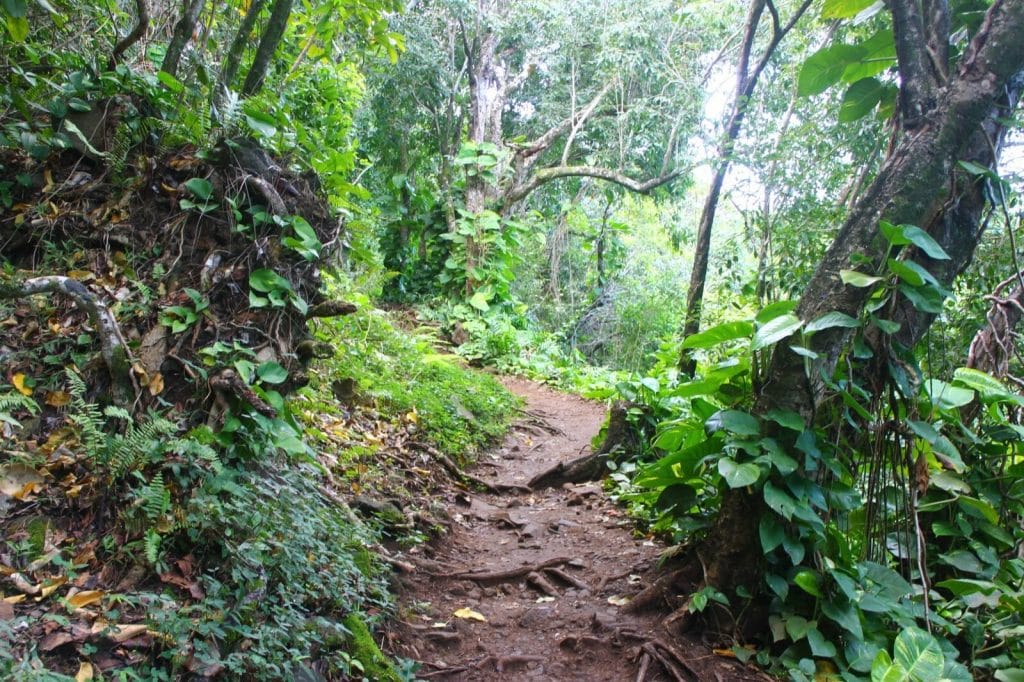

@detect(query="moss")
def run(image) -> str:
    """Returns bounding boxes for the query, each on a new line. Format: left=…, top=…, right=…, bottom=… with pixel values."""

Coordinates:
left=26, top=516, right=48, bottom=557
left=352, top=546, right=373, bottom=578
left=342, top=613, right=402, bottom=682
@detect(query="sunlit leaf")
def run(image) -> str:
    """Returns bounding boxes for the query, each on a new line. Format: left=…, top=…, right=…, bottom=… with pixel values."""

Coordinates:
left=718, top=457, right=761, bottom=488
left=753, top=314, right=802, bottom=350
left=12, top=373, right=32, bottom=396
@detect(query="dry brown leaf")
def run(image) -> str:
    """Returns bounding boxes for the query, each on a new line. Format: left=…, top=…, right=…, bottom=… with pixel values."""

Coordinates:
left=45, top=391, right=71, bottom=407
left=11, top=373, right=32, bottom=396
left=0, top=601, right=14, bottom=620
left=148, top=373, right=165, bottom=396
left=67, top=270, right=95, bottom=281
left=67, top=590, right=104, bottom=610
left=40, top=631, right=77, bottom=651
left=0, top=463, right=45, bottom=499
left=75, top=661, right=94, bottom=682
left=8, top=572, right=40, bottom=595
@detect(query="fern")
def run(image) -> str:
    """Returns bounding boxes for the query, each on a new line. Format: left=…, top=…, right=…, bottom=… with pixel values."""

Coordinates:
left=66, top=368, right=106, bottom=454
left=139, top=472, right=171, bottom=521
left=0, top=391, right=39, bottom=431
left=143, top=528, right=162, bottom=565
left=107, top=414, right=177, bottom=479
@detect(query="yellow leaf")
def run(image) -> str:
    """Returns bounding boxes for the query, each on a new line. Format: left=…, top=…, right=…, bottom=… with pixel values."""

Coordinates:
left=42, top=169, right=55, bottom=193
left=148, top=373, right=164, bottom=396
left=452, top=607, right=486, bottom=622
left=75, top=661, right=93, bottom=682
left=35, top=576, right=68, bottom=600
left=607, top=595, right=630, bottom=606
left=4, top=594, right=26, bottom=604
left=45, top=391, right=71, bottom=407
left=12, top=373, right=32, bottom=396
left=67, top=270, right=95, bottom=282
left=67, top=590, right=104, bottom=610
left=91, top=621, right=148, bottom=642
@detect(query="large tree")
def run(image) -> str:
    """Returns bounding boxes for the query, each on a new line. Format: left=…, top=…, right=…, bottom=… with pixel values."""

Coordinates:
left=693, top=0, right=1024, bottom=602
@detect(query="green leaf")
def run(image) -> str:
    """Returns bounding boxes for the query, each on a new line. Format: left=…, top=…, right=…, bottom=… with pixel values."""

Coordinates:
left=640, top=377, right=660, bottom=394
left=3, top=0, right=28, bottom=18
left=798, top=44, right=866, bottom=97
left=958, top=495, right=999, bottom=525
left=256, top=361, right=288, bottom=384
left=184, top=177, right=214, bottom=201
left=763, top=480, right=797, bottom=520
left=156, top=70, right=185, bottom=94
left=880, top=222, right=950, bottom=260
left=935, top=578, right=999, bottom=597
left=4, top=13, right=27, bottom=40
left=839, top=77, right=884, bottom=122
left=822, top=599, right=863, bottom=639
left=468, top=290, right=490, bottom=311
left=705, top=409, right=759, bottom=436
left=807, top=626, right=837, bottom=657
left=822, top=0, right=877, bottom=18
left=840, top=269, right=882, bottom=287
left=759, top=515, right=785, bottom=553
left=892, top=627, right=944, bottom=680
left=764, top=409, right=804, bottom=431
left=753, top=314, right=802, bottom=350
left=785, top=614, right=809, bottom=640
left=718, top=457, right=761, bottom=488
left=249, top=268, right=287, bottom=293
left=887, top=258, right=925, bottom=286
left=756, top=300, right=798, bottom=323
left=925, top=379, right=975, bottom=410
left=806, top=311, right=860, bottom=333
left=244, top=110, right=278, bottom=138
left=841, top=29, right=897, bottom=83
left=994, top=671, right=1024, bottom=682
left=899, top=283, right=946, bottom=313
left=680, top=321, right=753, bottom=349
left=953, top=367, right=1013, bottom=400
left=794, top=571, right=823, bottom=597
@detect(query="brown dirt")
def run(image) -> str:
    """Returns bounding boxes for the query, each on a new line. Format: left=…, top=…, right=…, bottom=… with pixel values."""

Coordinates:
left=387, top=377, right=772, bottom=681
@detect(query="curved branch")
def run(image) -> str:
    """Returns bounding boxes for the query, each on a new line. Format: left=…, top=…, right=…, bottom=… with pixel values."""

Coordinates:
left=109, top=0, right=150, bottom=69
left=0, top=277, right=133, bottom=403
left=504, top=165, right=683, bottom=204
left=161, top=0, right=206, bottom=78
left=515, top=80, right=616, bottom=161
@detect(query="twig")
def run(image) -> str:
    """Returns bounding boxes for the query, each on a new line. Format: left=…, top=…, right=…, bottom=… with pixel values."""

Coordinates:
left=443, top=556, right=575, bottom=582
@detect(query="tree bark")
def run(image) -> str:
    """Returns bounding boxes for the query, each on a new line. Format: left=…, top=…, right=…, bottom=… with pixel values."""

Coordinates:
left=241, top=0, right=294, bottom=97
left=696, top=0, right=1024, bottom=600
left=108, top=0, right=150, bottom=69
left=679, top=0, right=813, bottom=375
left=219, top=0, right=267, bottom=94
left=161, top=0, right=206, bottom=78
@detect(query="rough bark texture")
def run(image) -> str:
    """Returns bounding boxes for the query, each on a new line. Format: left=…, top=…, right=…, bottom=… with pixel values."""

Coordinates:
left=219, top=0, right=267, bottom=95
left=697, top=0, right=1024, bottom=600
left=241, top=0, right=294, bottom=96
left=161, top=0, right=206, bottom=78
left=109, top=0, right=150, bottom=69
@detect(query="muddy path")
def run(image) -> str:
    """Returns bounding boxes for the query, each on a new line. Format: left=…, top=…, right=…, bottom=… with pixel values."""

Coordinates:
left=387, top=378, right=770, bottom=681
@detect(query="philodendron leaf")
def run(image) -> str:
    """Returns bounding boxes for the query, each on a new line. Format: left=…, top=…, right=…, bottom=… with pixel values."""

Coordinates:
left=753, top=314, right=802, bottom=350
left=718, top=457, right=761, bottom=488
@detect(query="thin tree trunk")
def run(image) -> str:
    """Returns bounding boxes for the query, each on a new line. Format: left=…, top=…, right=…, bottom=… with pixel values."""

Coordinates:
left=108, top=0, right=150, bottom=69
left=220, top=0, right=267, bottom=94
left=679, top=0, right=813, bottom=374
left=241, top=0, right=294, bottom=97
left=161, top=0, right=206, bottom=77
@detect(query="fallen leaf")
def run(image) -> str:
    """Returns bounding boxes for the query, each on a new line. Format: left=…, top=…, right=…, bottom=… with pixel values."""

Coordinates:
left=713, top=648, right=736, bottom=658
left=40, top=631, right=78, bottom=651
left=26, top=549, right=61, bottom=572
left=67, top=590, right=104, bottom=610
left=3, top=595, right=26, bottom=604
left=607, top=595, right=630, bottom=606
left=45, top=391, right=71, bottom=407
left=8, top=572, right=41, bottom=595
left=67, top=270, right=95, bottom=282
left=91, top=620, right=148, bottom=643
left=75, top=661, right=94, bottom=682
left=0, top=601, right=14, bottom=620
left=0, top=463, right=45, bottom=498
left=148, top=373, right=164, bottom=396
left=12, top=373, right=32, bottom=396
left=452, top=607, right=487, bottom=622
left=36, top=576, right=68, bottom=600
left=535, top=596, right=555, bottom=603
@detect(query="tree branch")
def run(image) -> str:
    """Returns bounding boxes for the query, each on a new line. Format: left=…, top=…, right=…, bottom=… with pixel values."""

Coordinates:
left=515, top=79, right=617, bottom=160
left=504, top=165, right=683, bottom=204
left=109, top=0, right=150, bottom=69
left=0, top=277, right=134, bottom=403
left=161, top=0, right=206, bottom=78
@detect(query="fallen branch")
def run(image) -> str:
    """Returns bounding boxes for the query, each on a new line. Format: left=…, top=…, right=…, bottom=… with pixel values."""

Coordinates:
left=0, top=276, right=134, bottom=403
left=209, top=368, right=277, bottom=418
left=526, top=570, right=560, bottom=597
left=242, top=174, right=287, bottom=215
left=305, top=300, right=357, bottom=319
left=409, top=441, right=530, bottom=493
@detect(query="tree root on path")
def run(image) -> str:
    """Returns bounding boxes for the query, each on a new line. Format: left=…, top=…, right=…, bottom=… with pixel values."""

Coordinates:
left=623, top=568, right=690, bottom=614
left=418, top=654, right=546, bottom=678
left=410, top=442, right=531, bottom=494
left=440, top=556, right=576, bottom=582
left=635, top=638, right=699, bottom=682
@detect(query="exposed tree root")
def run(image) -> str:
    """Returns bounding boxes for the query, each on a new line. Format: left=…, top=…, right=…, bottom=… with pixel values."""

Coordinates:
left=442, top=556, right=575, bottom=582
left=545, top=565, right=589, bottom=590
left=635, top=638, right=698, bottom=682
left=410, top=442, right=530, bottom=493
left=526, top=570, right=560, bottom=597
left=623, top=568, right=689, bottom=614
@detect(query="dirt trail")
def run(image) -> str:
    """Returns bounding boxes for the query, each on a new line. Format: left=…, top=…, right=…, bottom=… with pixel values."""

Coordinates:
left=388, top=378, right=767, bottom=681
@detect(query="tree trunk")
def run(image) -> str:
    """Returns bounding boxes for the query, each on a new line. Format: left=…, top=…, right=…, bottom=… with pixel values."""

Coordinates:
left=679, top=0, right=813, bottom=375
left=218, top=0, right=266, bottom=102
left=161, top=0, right=206, bottom=78
left=241, top=0, right=294, bottom=97
left=696, top=0, right=1024, bottom=600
